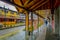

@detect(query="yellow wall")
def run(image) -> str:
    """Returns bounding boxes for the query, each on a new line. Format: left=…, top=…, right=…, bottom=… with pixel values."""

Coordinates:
left=0, top=9, right=19, bottom=18
left=0, top=8, right=18, bottom=27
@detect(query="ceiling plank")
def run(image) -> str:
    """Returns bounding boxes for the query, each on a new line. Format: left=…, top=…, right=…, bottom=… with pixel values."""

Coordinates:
left=33, top=0, right=49, bottom=11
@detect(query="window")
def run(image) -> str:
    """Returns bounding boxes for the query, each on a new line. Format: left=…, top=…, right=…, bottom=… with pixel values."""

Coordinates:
left=4, top=18, right=7, bottom=21
left=11, top=11, right=14, bottom=14
left=9, top=19, right=14, bottom=21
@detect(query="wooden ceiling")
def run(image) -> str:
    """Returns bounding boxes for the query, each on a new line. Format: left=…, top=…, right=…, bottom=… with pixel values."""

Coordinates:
left=1, top=0, right=59, bottom=12
left=0, top=0, right=59, bottom=19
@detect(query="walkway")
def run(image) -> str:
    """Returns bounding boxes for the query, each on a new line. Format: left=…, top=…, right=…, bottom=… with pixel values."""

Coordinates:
left=0, top=26, right=25, bottom=40
left=36, top=24, right=47, bottom=40
left=0, top=24, right=48, bottom=40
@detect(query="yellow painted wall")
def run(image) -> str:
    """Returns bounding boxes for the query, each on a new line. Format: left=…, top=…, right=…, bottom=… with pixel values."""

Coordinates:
left=0, top=9, right=19, bottom=27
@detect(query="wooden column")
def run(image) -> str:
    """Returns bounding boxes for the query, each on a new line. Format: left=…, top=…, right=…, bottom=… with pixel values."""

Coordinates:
left=25, top=12, right=29, bottom=40
left=30, top=12, right=33, bottom=32
left=25, top=12, right=29, bottom=31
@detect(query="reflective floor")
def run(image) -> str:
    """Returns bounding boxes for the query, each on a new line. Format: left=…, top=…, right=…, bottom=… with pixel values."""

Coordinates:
left=0, top=24, right=59, bottom=40
left=0, top=26, right=25, bottom=40
left=0, top=24, right=47, bottom=40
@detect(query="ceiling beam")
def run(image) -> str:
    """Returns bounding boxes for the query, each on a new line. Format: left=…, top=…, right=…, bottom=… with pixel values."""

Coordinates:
left=24, top=0, right=32, bottom=7
left=13, top=0, right=22, bottom=6
left=34, top=12, right=45, bottom=19
left=28, top=0, right=40, bottom=8
left=29, top=0, right=44, bottom=10
left=15, top=6, right=25, bottom=13
left=30, top=0, right=46, bottom=10
left=11, top=0, right=30, bottom=11
left=15, top=6, right=19, bottom=12
left=36, top=2, right=48, bottom=10
left=25, top=0, right=37, bottom=8
left=20, top=0, right=24, bottom=5
left=33, top=0, right=49, bottom=11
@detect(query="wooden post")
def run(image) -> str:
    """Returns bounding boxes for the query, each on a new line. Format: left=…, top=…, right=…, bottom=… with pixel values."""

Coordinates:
left=25, top=12, right=29, bottom=40
left=25, top=12, right=29, bottom=31
left=31, top=12, right=33, bottom=32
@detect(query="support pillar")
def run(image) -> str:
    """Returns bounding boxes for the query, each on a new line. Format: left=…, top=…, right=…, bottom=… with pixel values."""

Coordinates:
left=54, top=6, right=60, bottom=35
left=51, top=9, right=55, bottom=33
left=30, top=12, right=33, bottom=33
left=25, top=12, right=29, bottom=40
left=26, top=13, right=29, bottom=31
left=59, top=6, right=60, bottom=36
left=30, top=12, right=33, bottom=40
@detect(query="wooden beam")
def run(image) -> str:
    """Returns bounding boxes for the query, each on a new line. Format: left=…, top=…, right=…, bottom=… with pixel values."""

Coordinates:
left=15, top=6, right=25, bottom=13
left=29, top=0, right=44, bottom=10
left=33, top=0, right=49, bottom=11
left=20, top=0, right=24, bottom=5
left=11, top=0, right=30, bottom=11
left=36, top=2, right=51, bottom=10
left=28, top=0, right=40, bottom=8
left=34, top=11, right=45, bottom=19
left=15, top=6, right=19, bottom=12
left=13, top=0, right=23, bottom=7
left=25, top=0, right=37, bottom=8
left=24, top=0, right=31, bottom=7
